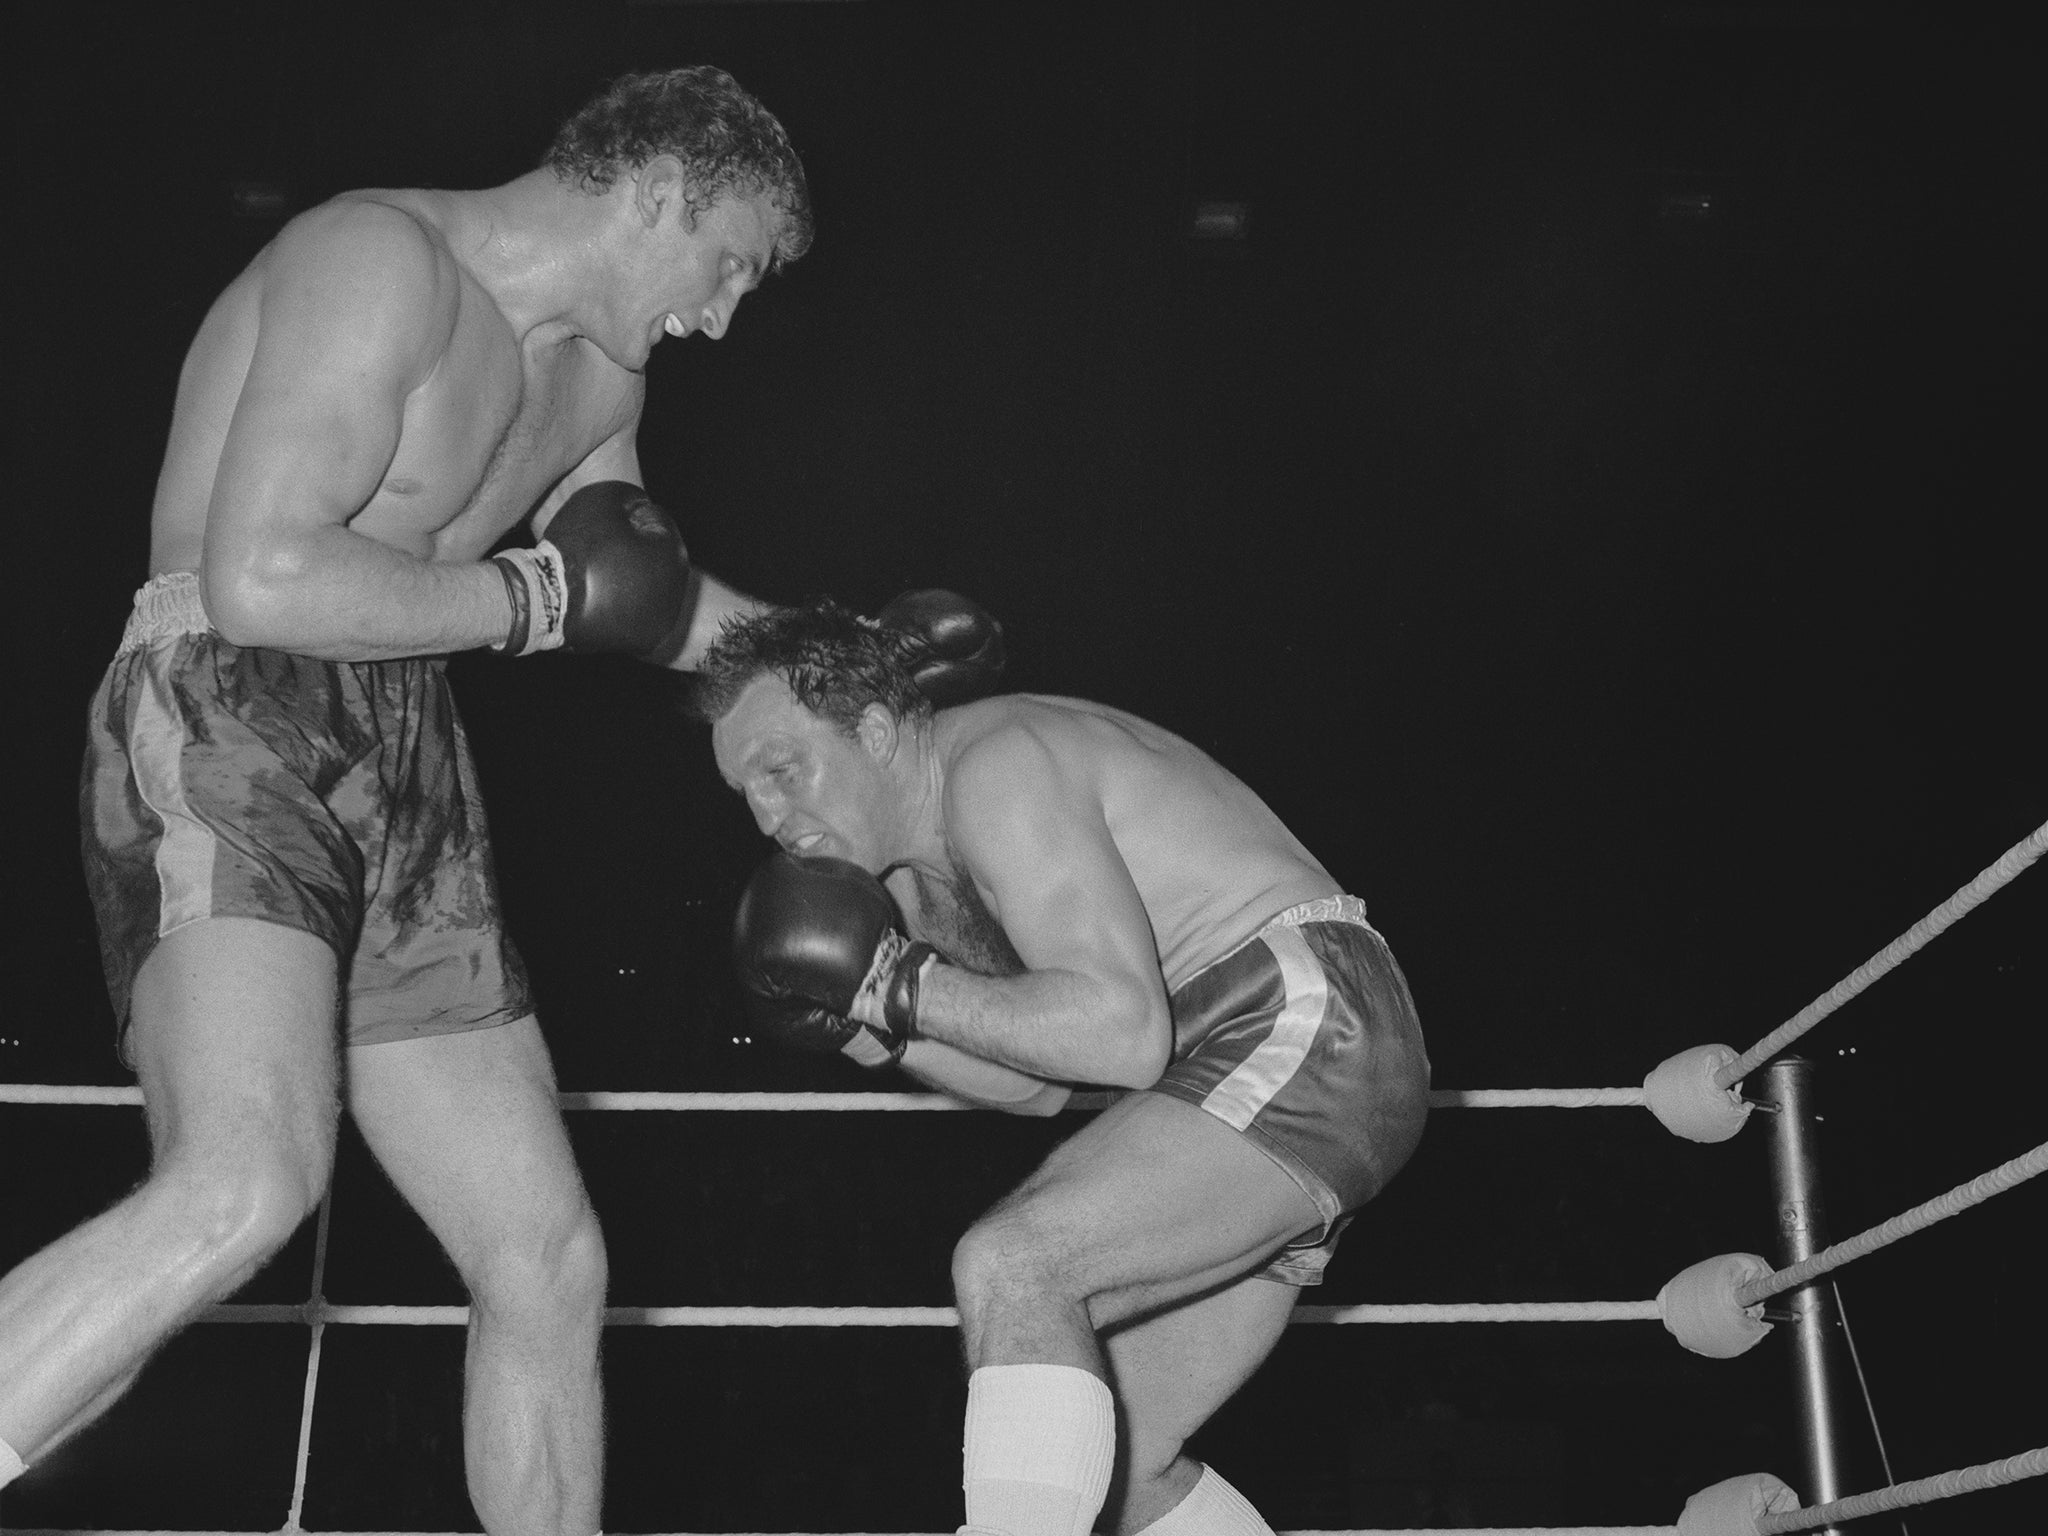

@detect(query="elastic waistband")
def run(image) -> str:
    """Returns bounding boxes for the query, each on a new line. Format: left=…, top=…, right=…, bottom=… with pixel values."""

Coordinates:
left=116, top=572, right=213, bottom=656
left=1174, top=894, right=1375, bottom=995
left=1262, top=893, right=1371, bottom=930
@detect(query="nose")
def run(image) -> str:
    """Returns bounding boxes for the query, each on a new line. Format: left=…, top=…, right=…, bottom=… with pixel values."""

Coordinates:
left=744, top=785, right=780, bottom=837
left=699, top=295, right=735, bottom=340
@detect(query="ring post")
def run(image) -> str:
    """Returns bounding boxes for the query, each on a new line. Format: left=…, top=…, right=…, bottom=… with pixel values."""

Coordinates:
left=1763, top=1057, right=1854, bottom=1536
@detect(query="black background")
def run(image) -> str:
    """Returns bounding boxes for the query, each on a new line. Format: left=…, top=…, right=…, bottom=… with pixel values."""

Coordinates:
left=4, top=1, right=2042, bottom=1530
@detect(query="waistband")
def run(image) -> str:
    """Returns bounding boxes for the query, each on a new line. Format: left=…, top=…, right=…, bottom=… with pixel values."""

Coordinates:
left=116, top=571, right=213, bottom=656
left=1173, top=894, right=1374, bottom=996
left=1262, top=893, right=1371, bottom=930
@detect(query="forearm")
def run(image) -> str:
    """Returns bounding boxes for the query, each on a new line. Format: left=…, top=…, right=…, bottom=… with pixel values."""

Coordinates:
left=912, top=964, right=1169, bottom=1090
left=898, top=1040, right=1072, bottom=1117
left=204, top=525, right=513, bottom=661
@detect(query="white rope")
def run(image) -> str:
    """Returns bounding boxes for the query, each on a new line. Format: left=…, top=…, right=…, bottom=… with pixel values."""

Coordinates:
left=564, top=1090, right=970, bottom=1111
left=1298, top=1301, right=1661, bottom=1324
left=1755, top=1444, right=2048, bottom=1533
left=1430, top=1088, right=1644, bottom=1109
left=194, top=1299, right=1664, bottom=1328
left=0, top=1084, right=144, bottom=1105
left=1736, top=1138, right=2048, bottom=1305
left=3, top=1529, right=1680, bottom=1536
left=1717, top=818, right=2048, bottom=1088
left=282, top=1194, right=333, bottom=1534
left=0, top=1084, right=1644, bottom=1110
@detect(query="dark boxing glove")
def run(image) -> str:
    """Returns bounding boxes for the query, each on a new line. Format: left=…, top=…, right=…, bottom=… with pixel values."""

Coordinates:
left=493, top=481, right=691, bottom=657
left=731, top=852, right=940, bottom=1068
left=875, top=589, right=1006, bottom=706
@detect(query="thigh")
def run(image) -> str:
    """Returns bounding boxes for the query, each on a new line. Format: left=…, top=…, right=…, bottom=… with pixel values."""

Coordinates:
left=128, top=916, right=342, bottom=1174
left=344, top=1018, right=591, bottom=1275
left=989, top=1091, right=1321, bottom=1325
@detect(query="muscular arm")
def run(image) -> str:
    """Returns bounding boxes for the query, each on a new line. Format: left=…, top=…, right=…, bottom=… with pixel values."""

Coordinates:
left=911, top=731, right=1173, bottom=1089
left=200, top=203, right=514, bottom=660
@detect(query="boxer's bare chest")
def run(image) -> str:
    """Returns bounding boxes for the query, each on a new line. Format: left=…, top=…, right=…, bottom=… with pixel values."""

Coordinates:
left=359, top=302, right=637, bottom=561
left=892, top=862, right=1027, bottom=978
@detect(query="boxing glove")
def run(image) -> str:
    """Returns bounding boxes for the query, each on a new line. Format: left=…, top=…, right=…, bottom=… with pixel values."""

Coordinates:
left=875, top=589, right=1006, bottom=705
left=493, top=481, right=691, bottom=657
left=731, top=852, right=939, bottom=1067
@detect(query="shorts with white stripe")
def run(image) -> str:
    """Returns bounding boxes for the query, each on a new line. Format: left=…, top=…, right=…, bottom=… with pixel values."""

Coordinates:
left=1147, top=897, right=1429, bottom=1284
left=80, top=573, right=533, bottom=1061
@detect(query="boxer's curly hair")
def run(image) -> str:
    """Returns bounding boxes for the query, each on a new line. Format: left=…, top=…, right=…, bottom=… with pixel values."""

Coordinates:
left=545, top=66, right=813, bottom=268
left=696, top=598, right=932, bottom=738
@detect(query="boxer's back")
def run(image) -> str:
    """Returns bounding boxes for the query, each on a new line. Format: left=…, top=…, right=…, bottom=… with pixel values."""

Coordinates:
left=938, top=694, right=1342, bottom=988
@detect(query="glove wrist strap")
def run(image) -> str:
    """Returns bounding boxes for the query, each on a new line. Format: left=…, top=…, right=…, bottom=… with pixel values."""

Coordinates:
left=882, top=942, right=939, bottom=1051
left=490, top=556, right=530, bottom=656
left=491, top=547, right=569, bottom=656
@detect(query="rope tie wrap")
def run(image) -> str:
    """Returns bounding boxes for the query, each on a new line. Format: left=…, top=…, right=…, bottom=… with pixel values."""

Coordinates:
left=1642, top=1044, right=1751, bottom=1144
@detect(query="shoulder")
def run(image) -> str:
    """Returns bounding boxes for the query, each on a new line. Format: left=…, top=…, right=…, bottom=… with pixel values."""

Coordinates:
left=271, top=194, right=452, bottom=275
left=257, top=195, right=461, bottom=344
left=945, top=696, right=1154, bottom=777
left=943, top=703, right=1102, bottom=836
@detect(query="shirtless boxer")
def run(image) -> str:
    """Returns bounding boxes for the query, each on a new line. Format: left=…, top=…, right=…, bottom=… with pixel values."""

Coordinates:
left=0, top=67, right=988, bottom=1524
left=701, top=600, right=1432, bottom=1536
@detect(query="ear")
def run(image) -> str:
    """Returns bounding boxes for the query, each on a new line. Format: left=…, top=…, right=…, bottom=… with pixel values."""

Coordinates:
left=857, top=703, right=899, bottom=763
left=631, top=154, right=696, bottom=231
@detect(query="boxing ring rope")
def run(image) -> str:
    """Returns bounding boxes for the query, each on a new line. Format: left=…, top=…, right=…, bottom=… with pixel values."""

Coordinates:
left=0, top=1086, right=1650, bottom=1112
left=1753, top=1446, right=2048, bottom=1534
left=1731, top=1138, right=2048, bottom=1308
left=1710, top=820, right=2048, bottom=1089
left=5, top=823, right=2043, bottom=1534
left=282, top=1193, right=333, bottom=1536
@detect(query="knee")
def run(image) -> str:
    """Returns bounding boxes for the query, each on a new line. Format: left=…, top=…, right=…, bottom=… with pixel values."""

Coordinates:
left=152, top=1138, right=331, bottom=1285
left=951, top=1206, right=1071, bottom=1320
left=466, top=1197, right=608, bottom=1329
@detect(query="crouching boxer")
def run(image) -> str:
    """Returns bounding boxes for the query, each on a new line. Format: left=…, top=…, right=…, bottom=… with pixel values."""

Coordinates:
left=703, top=599, right=1431, bottom=1536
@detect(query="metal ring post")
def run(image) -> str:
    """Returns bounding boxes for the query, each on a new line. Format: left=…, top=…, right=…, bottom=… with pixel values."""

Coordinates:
left=1763, top=1057, right=1851, bottom=1534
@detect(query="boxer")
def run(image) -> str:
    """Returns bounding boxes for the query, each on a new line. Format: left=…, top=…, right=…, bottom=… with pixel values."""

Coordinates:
left=0, top=65, right=995, bottom=1527
left=706, top=599, right=1431, bottom=1536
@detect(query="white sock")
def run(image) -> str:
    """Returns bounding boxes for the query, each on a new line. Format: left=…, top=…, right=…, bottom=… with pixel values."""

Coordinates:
left=1135, top=1466, right=1274, bottom=1536
left=961, top=1363, right=1117, bottom=1536
left=1, top=1434, right=27, bottom=1488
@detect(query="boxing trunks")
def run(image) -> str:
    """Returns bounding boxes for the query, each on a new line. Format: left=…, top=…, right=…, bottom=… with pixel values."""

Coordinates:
left=1149, top=895, right=1430, bottom=1284
left=80, top=572, right=534, bottom=1061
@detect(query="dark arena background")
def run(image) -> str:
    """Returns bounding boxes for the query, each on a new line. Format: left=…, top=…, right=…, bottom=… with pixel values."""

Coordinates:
left=5, top=2, right=2042, bottom=1532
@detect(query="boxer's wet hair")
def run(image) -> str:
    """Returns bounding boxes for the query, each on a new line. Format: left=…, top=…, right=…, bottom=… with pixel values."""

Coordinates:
left=546, top=65, right=813, bottom=268
left=697, top=598, right=931, bottom=737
